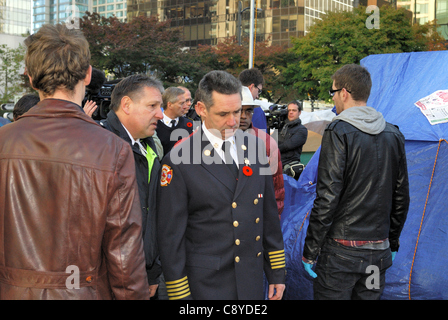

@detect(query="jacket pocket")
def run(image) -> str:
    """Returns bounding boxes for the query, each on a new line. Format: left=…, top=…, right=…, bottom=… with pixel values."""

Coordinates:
left=186, top=253, right=221, bottom=270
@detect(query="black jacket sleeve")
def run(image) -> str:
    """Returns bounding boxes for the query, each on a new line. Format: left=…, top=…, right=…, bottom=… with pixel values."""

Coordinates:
left=278, top=125, right=308, bottom=153
left=302, top=125, right=346, bottom=261
left=389, top=132, right=410, bottom=252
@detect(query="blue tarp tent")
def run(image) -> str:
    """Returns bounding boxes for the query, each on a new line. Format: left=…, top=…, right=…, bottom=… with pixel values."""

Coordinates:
left=281, top=51, right=448, bottom=300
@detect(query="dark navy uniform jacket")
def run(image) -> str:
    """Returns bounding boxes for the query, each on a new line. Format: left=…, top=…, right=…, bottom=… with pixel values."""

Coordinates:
left=156, top=127, right=286, bottom=300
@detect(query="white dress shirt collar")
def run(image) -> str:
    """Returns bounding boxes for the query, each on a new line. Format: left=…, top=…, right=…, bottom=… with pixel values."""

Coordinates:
left=202, top=122, right=238, bottom=166
left=162, top=112, right=179, bottom=127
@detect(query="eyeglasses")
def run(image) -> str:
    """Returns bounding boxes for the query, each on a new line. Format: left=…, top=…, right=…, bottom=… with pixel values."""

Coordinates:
left=329, top=88, right=351, bottom=96
left=256, top=86, right=262, bottom=94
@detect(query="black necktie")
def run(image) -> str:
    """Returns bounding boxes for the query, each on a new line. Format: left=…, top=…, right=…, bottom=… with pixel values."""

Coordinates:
left=170, top=120, right=176, bottom=128
left=222, top=141, right=239, bottom=178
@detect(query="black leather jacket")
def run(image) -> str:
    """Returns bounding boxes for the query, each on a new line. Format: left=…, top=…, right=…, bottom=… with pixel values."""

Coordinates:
left=303, top=120, right=410, bottom=261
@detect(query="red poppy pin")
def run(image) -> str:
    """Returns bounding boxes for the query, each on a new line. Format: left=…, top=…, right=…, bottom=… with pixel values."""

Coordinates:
left=187, top=122, right=193, bottom=127
left=243, top=166, right=253, bottom=176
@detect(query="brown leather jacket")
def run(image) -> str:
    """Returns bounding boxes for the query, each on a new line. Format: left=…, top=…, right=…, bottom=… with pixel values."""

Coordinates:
left=0, top=99, right=150, bottom=300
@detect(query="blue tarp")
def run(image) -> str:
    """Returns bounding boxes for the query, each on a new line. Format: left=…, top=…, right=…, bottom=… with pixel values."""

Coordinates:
left=281, top=51, right=448, bottom=300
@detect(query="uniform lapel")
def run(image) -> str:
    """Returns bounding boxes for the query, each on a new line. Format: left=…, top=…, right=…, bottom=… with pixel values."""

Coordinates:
left=199, top=133, right=238, bottom=193
left=233, top=130, right=250, bottom=199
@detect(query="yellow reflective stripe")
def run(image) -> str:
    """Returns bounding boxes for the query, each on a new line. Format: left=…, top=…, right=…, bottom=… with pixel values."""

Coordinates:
left=169, top=291, right=191, bottom=300
left=270, top=257, right=285, bottom=262
left=167, top=283, right=189, bottom=293
left=166, top=276, right=191, bottom=300
left=268, top=250, right=285, bottom=270
left=166, top=279, right=188, bottom=289
left=270, top=253, right=284, bottom=257
left=268, top=249, right=285, bottom=256
left=168, top=287, right=190, bottom=297
left=165, top=276, right=188, bottom=286
left=271, top=258, right=285, bottom=264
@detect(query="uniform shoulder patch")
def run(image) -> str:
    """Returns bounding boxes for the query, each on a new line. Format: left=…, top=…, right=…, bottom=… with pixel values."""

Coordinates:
left=160, top=164, right=173, bottom=186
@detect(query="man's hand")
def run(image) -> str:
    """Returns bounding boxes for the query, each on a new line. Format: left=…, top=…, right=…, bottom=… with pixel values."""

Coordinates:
left=268, top=284, right=285, bottom=300
left=149, top=284, right=159, bottom=298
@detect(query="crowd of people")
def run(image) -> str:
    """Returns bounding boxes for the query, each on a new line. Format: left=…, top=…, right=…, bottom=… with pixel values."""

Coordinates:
left=0, top=23, right=409, bottom=300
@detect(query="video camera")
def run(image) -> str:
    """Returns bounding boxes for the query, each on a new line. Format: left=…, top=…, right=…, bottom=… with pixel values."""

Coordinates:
left=81, top=68, right=120, bottom=121
left=264, top=104, right=288, bottom=130
left=83, top=82, right=117, bottom=120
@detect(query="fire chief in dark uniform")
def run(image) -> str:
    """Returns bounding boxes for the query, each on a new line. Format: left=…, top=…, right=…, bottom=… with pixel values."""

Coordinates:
left=156, top=71, right=286, bottom=300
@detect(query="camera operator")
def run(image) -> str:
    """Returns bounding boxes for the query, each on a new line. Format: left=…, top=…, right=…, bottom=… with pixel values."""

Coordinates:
left=278, top=100, right=308, bottom=179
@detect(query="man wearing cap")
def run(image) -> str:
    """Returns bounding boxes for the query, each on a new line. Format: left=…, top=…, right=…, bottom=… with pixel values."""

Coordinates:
left=239, top=86, right=285, bottom=218
left=156, top=71, right=286, bottom=300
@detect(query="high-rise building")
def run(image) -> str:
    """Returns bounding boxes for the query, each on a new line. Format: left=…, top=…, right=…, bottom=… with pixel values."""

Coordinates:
left=127, top=0, right=354, bottom=47
left=436, top=0, right=448, bottom=39
left=32, top=0, right=91, bottom=33
left=396, top=0, right=448, bottom=39
left=92, top=0, right=128, bottom=22
left=305, top=0, right=353, bottom=34
left=0, top=0, right=32, bottom=36
left=32, top=0, right=128, bottom=33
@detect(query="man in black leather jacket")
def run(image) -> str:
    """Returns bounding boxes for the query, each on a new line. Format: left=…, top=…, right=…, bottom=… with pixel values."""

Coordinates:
left=302, top=64, right=410, bottom=300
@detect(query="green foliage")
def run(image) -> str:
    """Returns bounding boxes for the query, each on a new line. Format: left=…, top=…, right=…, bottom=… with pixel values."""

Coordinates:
left=0, top=44, right=25, bottom=104
left=81, top=12, right=189, bottom=85
left=287, top=6, right=446, bottom=101
left=196, top=36, right=295, bottom=103
left=80, top=6, right=446, bottom=104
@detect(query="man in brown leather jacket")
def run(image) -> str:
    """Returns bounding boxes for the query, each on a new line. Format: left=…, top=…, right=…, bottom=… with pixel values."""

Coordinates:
left=0, top=24, right=150, bottom=299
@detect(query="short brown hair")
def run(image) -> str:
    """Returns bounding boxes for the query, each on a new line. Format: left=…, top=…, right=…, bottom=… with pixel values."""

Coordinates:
left=163, top=87, right=185, bottom=109
left=24, top=24, right=91, bottom=97
left=331, top=64, right=372, bottom=102
left=110, top=74, right=164, bottom=111
left=196, top=70, right=242, bottom=110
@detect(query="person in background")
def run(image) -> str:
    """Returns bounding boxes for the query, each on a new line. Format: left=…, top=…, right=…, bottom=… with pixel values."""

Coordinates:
left=278, top=100, right=308, bottom=179
left=302, top=64, right=410, bottom=300
left=100, top=74, right=165, bottom=299
left=0, top=23, right=150, bottom=300
left=239, top=86, right=285, bottom=218
left=156, top=86, right=193, bottom=157
left=239, top=68, right=267, bottom=131
left=178, top=86, right=192, bottom=116
left=13, top=94, right=40, bottom=121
